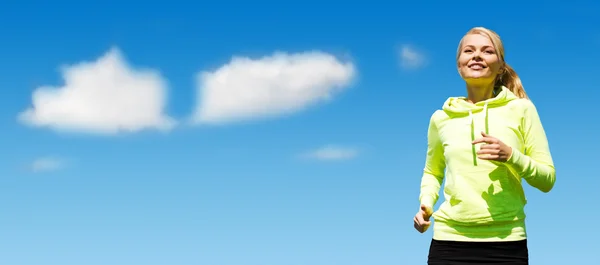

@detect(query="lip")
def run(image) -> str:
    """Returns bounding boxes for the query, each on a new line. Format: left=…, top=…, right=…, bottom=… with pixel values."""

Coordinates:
left=468, top=62, right=486, bottom=69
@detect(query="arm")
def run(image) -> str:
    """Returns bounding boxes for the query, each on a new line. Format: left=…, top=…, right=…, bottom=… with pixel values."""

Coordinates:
left=419, top=112, right=446, bottom=208
left=505, top=100, right=556, bottom=193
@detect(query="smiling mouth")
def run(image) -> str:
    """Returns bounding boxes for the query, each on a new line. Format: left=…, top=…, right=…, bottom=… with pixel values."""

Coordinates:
left=468, top=63, right=486, bottom=70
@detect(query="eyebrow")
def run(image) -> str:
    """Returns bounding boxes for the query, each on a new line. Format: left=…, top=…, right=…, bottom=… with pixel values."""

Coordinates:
left=463, top=45, right=495, bottom=49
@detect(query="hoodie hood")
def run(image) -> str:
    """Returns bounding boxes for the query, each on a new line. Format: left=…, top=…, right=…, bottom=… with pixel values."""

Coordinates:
left=442, top=86, right=518, bottom=115
left=442, top=86, right=519, bottom=166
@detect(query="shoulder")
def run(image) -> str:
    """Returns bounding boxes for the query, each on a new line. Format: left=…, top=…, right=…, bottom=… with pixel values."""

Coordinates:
left=426, top=109, right=451, bottom=131
left=506, top=98, right=539, bottom=114
left=429, top=109, right=447, bottom=124
left=508, top=98, right=535, bottom=110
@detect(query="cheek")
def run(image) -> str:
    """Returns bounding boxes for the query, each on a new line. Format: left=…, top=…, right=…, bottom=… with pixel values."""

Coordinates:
left=458, top=57, right=469, bottom=67
left=490, top=63, right=502, bottom=74
left=486, top=57, right=501, bottom=70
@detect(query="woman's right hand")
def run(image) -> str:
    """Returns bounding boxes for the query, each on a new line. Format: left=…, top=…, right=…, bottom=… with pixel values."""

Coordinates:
left=413, top=204, right=433, bottom=233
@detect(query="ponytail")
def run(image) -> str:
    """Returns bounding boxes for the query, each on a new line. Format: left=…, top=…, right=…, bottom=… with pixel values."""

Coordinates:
left=495, top=63, right=528, bottom=99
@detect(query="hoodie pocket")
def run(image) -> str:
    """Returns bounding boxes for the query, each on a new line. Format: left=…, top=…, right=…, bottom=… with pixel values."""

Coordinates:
left=481, top=166, right=526, bottom=223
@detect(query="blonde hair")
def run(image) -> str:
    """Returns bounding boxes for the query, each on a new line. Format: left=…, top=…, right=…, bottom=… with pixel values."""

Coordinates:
left=457, top=27, right=528, bottom=99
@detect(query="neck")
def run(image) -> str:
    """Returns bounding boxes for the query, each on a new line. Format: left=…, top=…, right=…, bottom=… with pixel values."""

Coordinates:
left=466, top=82, right=495, bottom=104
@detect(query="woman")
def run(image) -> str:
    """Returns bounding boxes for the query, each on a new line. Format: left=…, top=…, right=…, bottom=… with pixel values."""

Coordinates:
left=413, top=27, right=556, bottom=264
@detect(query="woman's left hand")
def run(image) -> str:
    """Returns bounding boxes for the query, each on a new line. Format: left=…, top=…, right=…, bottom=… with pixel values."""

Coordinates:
left=472, top=131, right=513, bottom=162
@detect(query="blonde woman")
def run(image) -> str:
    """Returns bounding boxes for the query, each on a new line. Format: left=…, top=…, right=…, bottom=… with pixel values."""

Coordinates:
left=413, top=27, right=556, bottom=264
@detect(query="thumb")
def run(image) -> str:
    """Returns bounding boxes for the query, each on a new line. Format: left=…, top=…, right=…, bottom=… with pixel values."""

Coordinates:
left=481, top=131, right=489, bottom=137
left=420, top=204, right=433, bottom=219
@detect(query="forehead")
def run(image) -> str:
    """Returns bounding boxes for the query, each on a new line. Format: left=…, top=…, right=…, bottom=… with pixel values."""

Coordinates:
left=462, top=33, right=494, bottom=47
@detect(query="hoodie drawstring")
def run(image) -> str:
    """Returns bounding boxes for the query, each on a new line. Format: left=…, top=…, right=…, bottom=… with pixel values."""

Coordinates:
left=469, top=102, right=488, bottom=166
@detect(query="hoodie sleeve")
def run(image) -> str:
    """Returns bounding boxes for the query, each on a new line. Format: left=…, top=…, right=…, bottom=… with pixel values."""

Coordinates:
left=505, top=100, right=556, bottom=193
left=419, top=111, right=446, bottom=208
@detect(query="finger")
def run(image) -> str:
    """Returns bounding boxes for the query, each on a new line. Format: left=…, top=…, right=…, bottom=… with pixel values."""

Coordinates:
left=477, top=149, right=500, bottom=155
left=479, top=143, right=500, bottom=150
left=424, top=210, right=433, bottom=221
left=420, top=208, right=433, bottom=222
left=481, top=131, right=490, bottom=137
left=478, top=154, right=500, bottom=160
left=416, top=213, right=431, bottom=225
left=416, top=214, right=425, bottom=224
left=416, top=222, right=429, bottom=233
left=413, top=217, right=425, bottom=233
left=421, top=221, right=431, bottom=233
left=414, top=222, right=421, bottom=232
left=472, top=137, right=497, bottom=145
left=420, top=205, right=433, bottom=216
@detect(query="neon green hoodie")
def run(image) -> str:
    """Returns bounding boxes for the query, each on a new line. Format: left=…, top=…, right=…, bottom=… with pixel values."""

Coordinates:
left=419, top=86, right=555, bottom=242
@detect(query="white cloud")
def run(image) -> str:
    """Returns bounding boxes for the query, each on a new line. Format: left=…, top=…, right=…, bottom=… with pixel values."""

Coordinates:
left=29, top=157, right=64, bottom=173
left=302, top=145, right=359, bottom=161
left=18, top=47, right=176, bottom=135
left=191, top=51, right=356, bottom=125
left=399, top=45, right=426, bottom=69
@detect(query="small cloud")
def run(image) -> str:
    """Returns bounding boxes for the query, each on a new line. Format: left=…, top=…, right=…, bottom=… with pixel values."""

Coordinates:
left=398, top=45, right=426, bottom=70
left=190, top=51, right=356, bottom=125
left=18, top=47, right=176, bottom=135
left=29, top=157, right=64, bottom=173
left=302, top=145, right=359, bottom=161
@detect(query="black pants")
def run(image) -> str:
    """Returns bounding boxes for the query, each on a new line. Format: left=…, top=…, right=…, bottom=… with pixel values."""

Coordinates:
left=428, top=239, right=528, bottom=264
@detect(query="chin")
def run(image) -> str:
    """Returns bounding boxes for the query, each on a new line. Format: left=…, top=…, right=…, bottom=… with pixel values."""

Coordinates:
left=464, top=71, right=491, bottom=79
left=466, top=75, right=487, bottom=79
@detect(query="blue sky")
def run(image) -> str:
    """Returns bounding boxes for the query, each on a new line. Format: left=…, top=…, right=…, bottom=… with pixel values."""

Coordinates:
left=1, top=0, right=599, bottom=264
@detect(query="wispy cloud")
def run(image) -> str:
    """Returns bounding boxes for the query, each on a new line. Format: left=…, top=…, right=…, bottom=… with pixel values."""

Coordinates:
left=398, top=44, right=426, bottom=70
left=28, top=157, right=65, bottom=173
left=190, top=51, right=356, bottom=125
left=18, top=47, right=176, bottom=135
left=301, top=145, right=359, bottom=161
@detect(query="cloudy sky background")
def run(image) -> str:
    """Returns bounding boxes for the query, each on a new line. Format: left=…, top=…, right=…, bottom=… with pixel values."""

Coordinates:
left=1, top=1, right=598, bottom=264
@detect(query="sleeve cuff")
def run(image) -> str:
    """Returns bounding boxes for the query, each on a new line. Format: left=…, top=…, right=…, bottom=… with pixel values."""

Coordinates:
left=505, top=147, right=527, bottom=178
left=420, top=197, right=435, bottom=208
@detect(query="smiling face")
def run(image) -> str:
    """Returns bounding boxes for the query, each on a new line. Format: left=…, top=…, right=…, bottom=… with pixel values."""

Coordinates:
left=457, top=33, right=504, bottom=84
